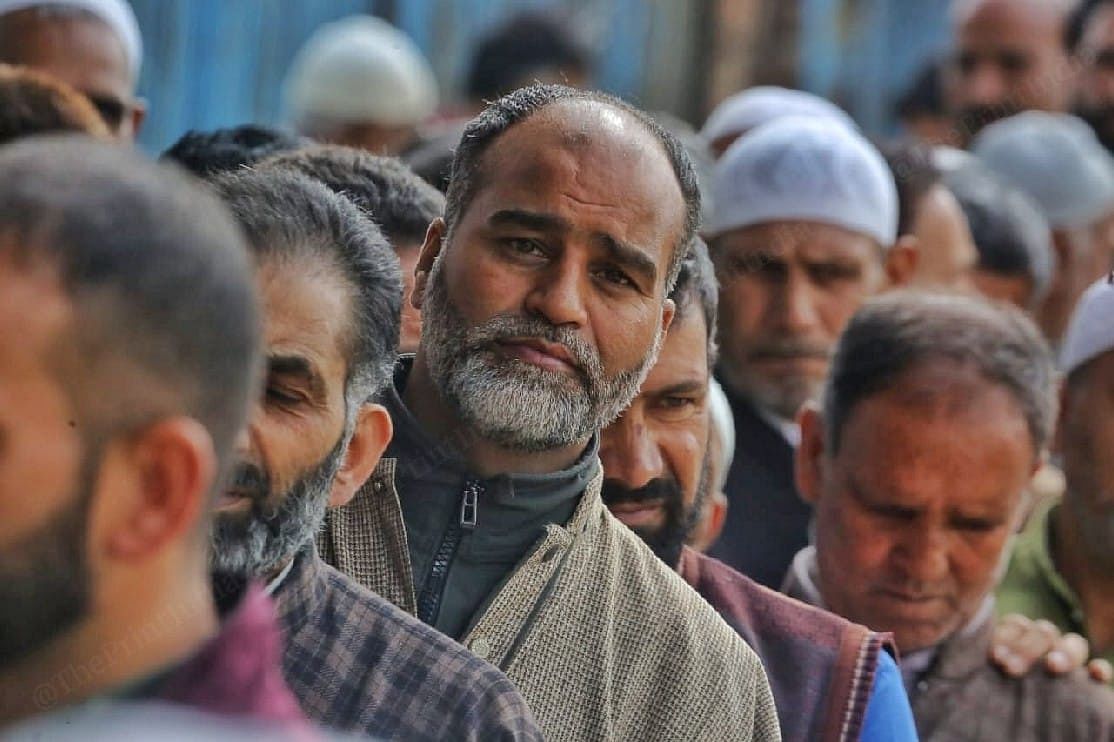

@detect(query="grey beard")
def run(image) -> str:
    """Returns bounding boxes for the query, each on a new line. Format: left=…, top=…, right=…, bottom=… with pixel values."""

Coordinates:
left=420, top=257, right=661, bottom=452
left=209, top=432, right=348, bottom=577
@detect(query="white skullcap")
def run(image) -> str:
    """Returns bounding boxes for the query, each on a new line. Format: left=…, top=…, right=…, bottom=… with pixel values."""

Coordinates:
left=972, top=112, right=1114, bottom=229
left=704, top=116, right=898, bottom=246
left=1061, top=277, right=1114, bottom=376
left=701, top=86, right=856, bottom=145
left=707, top=379, right=736, bottom=489
left=284, top=15, right=438, bottom=128
left=0, top=0, right=142, bottom=80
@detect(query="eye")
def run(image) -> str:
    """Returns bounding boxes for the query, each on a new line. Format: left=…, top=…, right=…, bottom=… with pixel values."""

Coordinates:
left=952, top=516, right=999, bottom=533
left=809, top=262, right=861, bottom=285
left=654, top=396, right=700, bottom=421
left=594, top=266, right=635, bottom=288
left=265, top=384, right=302, bottom=406
left=503, top=237, right=547, bottom=257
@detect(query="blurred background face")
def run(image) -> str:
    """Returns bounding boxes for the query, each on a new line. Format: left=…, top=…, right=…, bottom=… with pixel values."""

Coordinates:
left=946, top=0, right=1074, bottom=143
left=1059, top=353, right=1114, bottom=571
left=1076, top=3, right=1114, bottom=151
left=210, top=257, right=353, bottom=576
left=911, top=184, right=978, bottom=289
left=806, top=361, right=1034, bottom=652
left=712, top=221, right=886, bottom=420
left=0, top=9, right=138, bottom=138
left=600, top=308, right=710, bottom=567
left=0, top=260, right=92, bottom=669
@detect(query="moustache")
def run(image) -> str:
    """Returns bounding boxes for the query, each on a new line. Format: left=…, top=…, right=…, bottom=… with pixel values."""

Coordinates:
left=228, top=462, right=271, bottom=502
left=469, top=314, right=600, bottom=379
left=601, top=476, right=683, bottom=507
left=747, top=339, right=831, bottom=363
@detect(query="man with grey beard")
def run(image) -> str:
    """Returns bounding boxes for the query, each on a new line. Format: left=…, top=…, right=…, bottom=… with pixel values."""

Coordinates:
left=321, top=83, right=778, bottom=741
left=205, top=168, right=542, bottom=741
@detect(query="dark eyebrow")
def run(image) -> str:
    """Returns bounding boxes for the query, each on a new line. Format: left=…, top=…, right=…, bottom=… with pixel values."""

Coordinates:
left=652, top=380, right=707, bottom=397
left=267, top=354, right=326, bottom=399
left=488, top=209, right=568, bottom=233
left=488, top=209, right=659, bottom=287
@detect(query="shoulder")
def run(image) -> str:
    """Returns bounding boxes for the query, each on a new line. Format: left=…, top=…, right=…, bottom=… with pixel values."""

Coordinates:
left=317, top=563, right=527, bottom=698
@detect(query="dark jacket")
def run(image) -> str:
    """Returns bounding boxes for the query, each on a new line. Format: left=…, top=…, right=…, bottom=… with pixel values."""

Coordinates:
left=907, top=614, right=1114, bottom=741
left=680, top=547, right=892, bottom=742
left=709, top=392, right=812, bottom=588
left=274, top=546, right=543, bottom=742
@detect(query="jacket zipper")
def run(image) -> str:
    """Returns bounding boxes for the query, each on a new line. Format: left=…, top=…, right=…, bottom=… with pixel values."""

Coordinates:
left=416, top=479, right=480, bottom=626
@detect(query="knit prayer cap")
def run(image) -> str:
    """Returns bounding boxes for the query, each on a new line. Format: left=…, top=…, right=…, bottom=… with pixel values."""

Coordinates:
left=284, top=15, right=438, bottom=128
left=972, top=112, right=1114, bottom=229
left=704, top=116, right=898, bottom=246
left=1061, top=276, right=1114, bottom=376
left=701, top=86, right=856, bottom=145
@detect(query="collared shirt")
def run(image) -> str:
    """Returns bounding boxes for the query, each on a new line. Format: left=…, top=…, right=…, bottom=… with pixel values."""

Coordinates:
left=273, top=545, right=543, bottom=741
left=997, top=500, right=1114, bottom=680
left=384, top=356, right=600, bottom=639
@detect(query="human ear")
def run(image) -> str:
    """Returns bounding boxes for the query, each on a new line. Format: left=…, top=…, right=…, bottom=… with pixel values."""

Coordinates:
left=795, top=405, right=826, bottom=506
left=885, top=236, right=919, bottom=287
left=104, top=418, right=215, bottom=560
left=329, top=404, right=393, bottom=508
left=411, top=218, right=446, bottom=310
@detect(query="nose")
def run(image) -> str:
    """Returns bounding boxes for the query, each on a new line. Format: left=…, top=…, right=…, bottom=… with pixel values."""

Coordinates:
left=524, top=255, right=589, bottom=328
left=963, top=62, right=1007, bottom=107
left=892, top=525, right=951, bottom=587
left=772, top=269, right=822, bottom=335
left=600, top=408, right=664, bottom=491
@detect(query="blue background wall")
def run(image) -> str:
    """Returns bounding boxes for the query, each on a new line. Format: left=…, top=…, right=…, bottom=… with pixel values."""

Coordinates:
left=130, top=0, right=953, bottom=153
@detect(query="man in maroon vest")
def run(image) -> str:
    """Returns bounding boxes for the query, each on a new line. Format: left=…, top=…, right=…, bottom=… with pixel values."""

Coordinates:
left=600, top=240, right=915, bottom=741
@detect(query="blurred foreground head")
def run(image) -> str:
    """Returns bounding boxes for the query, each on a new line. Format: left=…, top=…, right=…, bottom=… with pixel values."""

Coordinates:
left=0, top=62, right=108, bottom=143
left=0, top=136, right=260, bottom=719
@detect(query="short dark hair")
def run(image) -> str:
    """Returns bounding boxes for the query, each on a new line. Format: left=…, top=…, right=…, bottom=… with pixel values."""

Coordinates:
left=0, top=136, right=261, bottom=486
left=669, top=238, right=719, bottom=368
left=162, top=125, right=308, bottom=178
left=445, top=83, right=701, bottom=289
left=207, top=168, right=402, bottom=403
left=823, top=291, right=1056, bottom=456
left=402, top=128, right=458, bottom=194
left=259, top=145, right=444, bottom=247
left=944, top=162, right=1054, bottom=307
left=1066, top=0, right=1113, bottom=51
left=880, top=139, right=941, bottom=237
left=466, top=11, right=591, bottom=102
left=0, top=63, right=108, bottom=143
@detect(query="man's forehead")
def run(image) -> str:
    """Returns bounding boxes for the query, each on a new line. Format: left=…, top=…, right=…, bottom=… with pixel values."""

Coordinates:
left=0, top=9, right=133, bottom=95
left=255, top=255, right=351, bottom=367
left=955, top=0, right=1071, bottom=32
left=641, top=311, right=709, bottom=394
left=719, top=221, right=881, bottom=257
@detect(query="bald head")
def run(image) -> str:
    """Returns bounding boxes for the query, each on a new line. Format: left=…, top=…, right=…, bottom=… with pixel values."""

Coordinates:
left=444, top=84, right=700, bottom=288
left=0, top=7, right=144, bottom=138
left=947, top=0, right=1076, bottom=144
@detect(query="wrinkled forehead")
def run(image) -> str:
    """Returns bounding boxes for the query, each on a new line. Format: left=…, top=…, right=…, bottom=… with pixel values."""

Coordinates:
left=953, top=0, right=1071, bottom=34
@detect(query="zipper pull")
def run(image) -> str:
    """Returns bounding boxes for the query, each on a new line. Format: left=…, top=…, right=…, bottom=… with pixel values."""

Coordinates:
left=460, top=480, right=480, bottom=529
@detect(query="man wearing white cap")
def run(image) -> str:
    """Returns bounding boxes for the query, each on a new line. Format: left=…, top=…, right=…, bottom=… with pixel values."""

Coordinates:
left=997, top=276, right=1114, bottom=683
left=284, top=15, right=438, bottom=156
left=700, top=86, right=856, bottom=159
left=704, top=116, right=916, bottom=587
left=0, top=0, right=144, bottom=138
left=973, top=111, right=1114, bottom=345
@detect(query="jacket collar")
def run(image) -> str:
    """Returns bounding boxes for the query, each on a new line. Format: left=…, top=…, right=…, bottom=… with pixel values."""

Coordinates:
left=271, top=546, right=327, bottom=637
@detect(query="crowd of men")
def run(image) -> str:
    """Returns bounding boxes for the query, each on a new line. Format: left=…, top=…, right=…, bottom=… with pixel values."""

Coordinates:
left=1, top=0, right=1114, bottom=740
